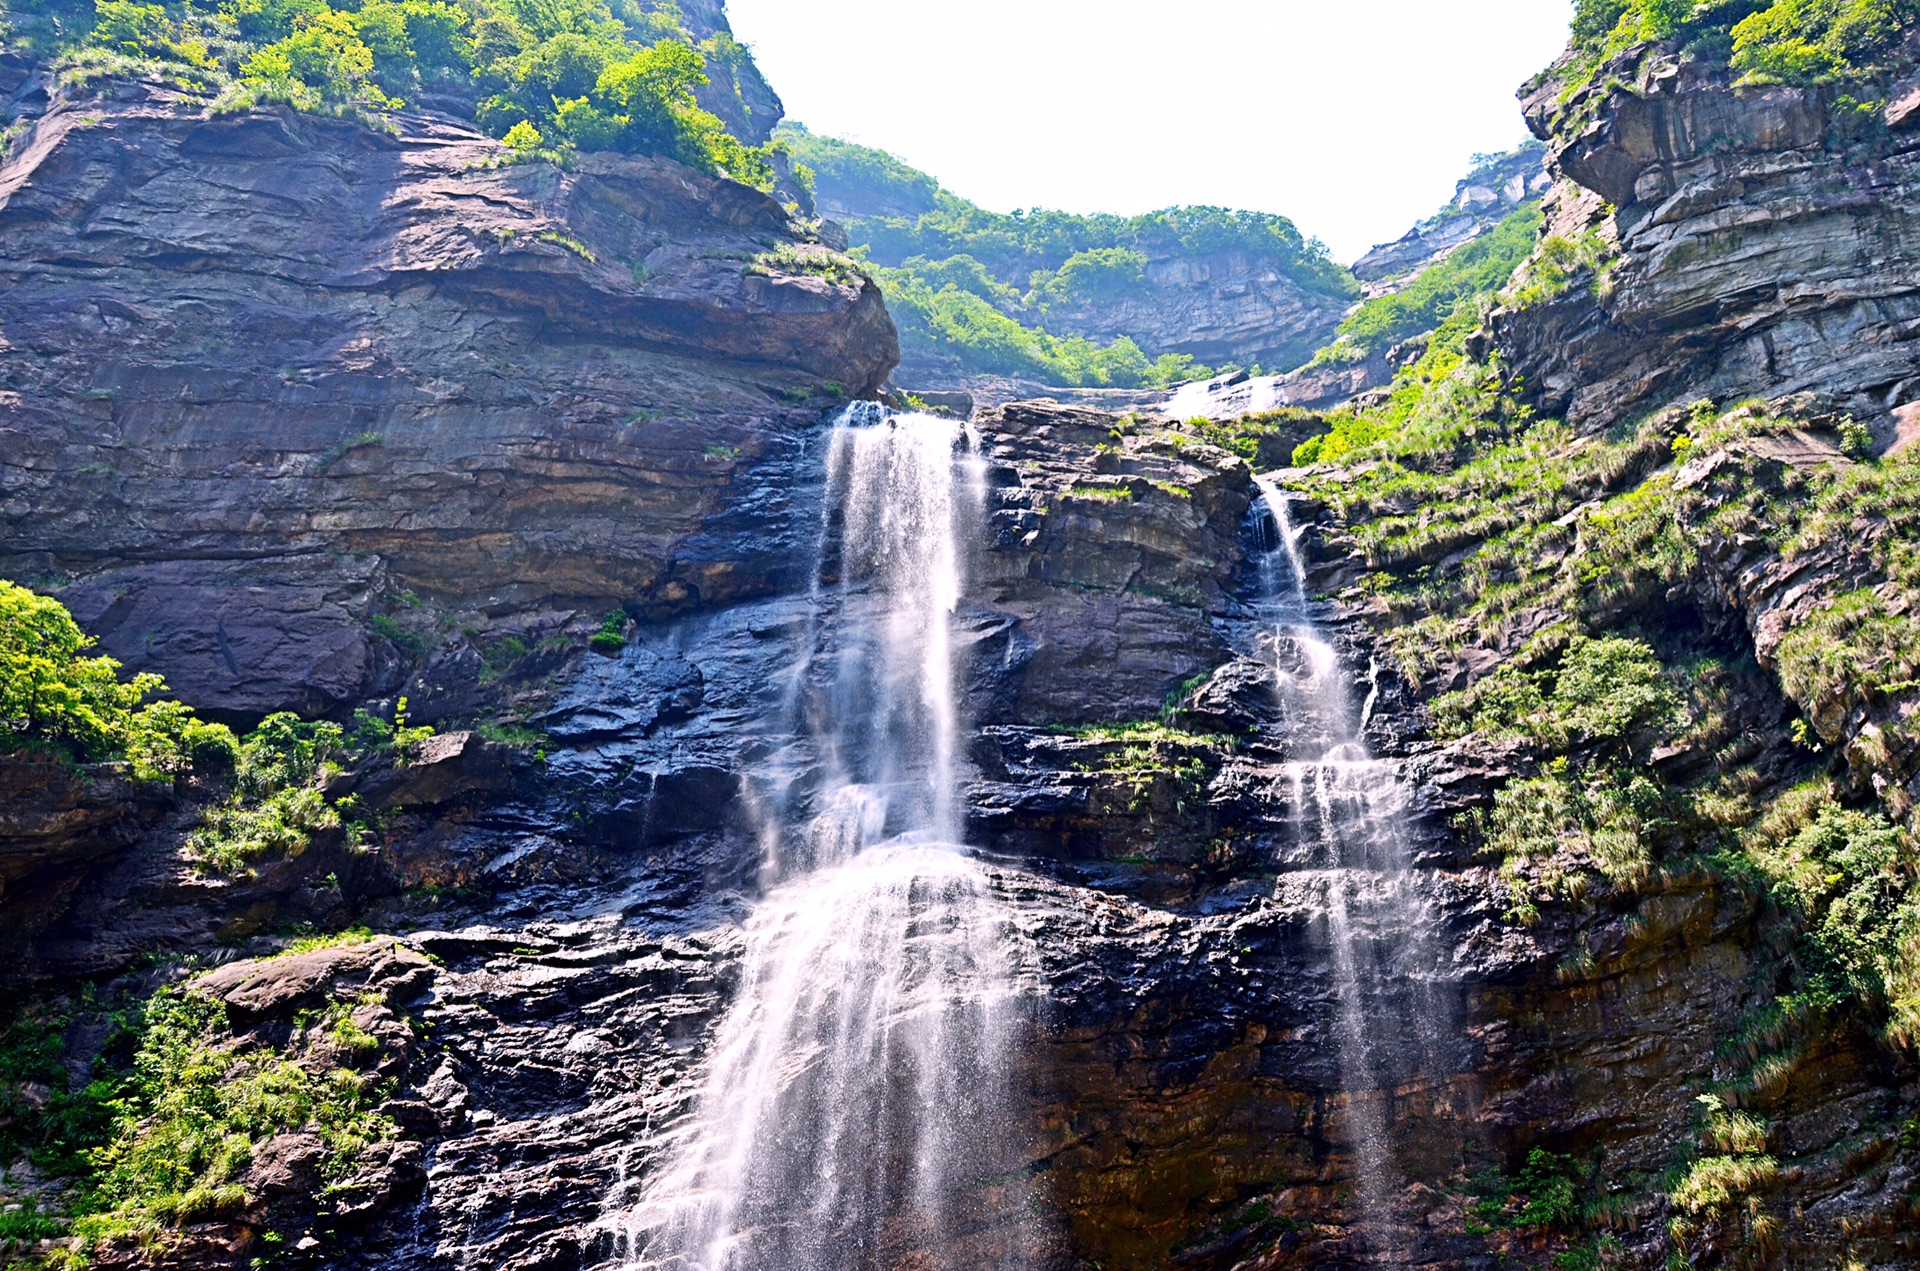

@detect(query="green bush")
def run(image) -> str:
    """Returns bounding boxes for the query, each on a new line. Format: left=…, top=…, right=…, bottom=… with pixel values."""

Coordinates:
left=1438, top=635, right=1682, bottom=754
left=1031, top=246, right=1150, bottom=308
left=1, top=579, right=237, bottom=780
left=185, top=714, right=346, bottom=872
left=42, top=0, right=779, bottom=184
left=239, top=7, right=390, bottom=109
left=68, top=988, right=398, bottom=1253
left=1469, top=1148, right=1587, bottom=1232
left=1747, top=796, right=1920, bottom=1033
left=1565, top=0, right=1916, bottom=86
left=589, top=609, right=628, bottom=652
left=0, top=997, right=137, bottom=1181
left=87, top=0, right=209, bottom=64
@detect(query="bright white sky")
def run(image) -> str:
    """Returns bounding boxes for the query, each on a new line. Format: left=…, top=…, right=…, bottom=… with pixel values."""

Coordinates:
left=726, top=0, right=1576, bottom=264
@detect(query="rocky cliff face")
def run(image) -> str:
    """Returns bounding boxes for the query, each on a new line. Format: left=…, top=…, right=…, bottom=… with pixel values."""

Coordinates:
left=11, top=17, right=1920, bottom=1271
left=1488, top=51, right=1920, bottom=434
left=673, top=0, right=785, bottom=146
left=1020, top=254, right=1347, bottom=376
left=0, top=82, right=894, bottom=722
left=1353, top=142, right=1550, bottom=294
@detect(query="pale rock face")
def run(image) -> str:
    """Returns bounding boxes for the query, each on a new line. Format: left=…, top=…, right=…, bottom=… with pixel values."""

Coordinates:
left=1489, top=54, right=1920, bottom=432
left=1351, top=143, right=1549, bottom=292
left=1008, top=252, right=1351, bottom=374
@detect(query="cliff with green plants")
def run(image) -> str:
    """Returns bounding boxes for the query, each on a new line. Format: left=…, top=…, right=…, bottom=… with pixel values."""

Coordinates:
left=1221, top=1, right=1920, bottom=1262
left=5, top=1, right=1920, bottom=1269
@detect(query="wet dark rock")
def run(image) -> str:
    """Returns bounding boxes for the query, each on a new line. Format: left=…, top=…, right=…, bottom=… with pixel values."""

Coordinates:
left=969, top=401, right=1253, bottom=724
left=0, top=758, right=171, bottom=897
left=341, top=733, right=516, bottom=810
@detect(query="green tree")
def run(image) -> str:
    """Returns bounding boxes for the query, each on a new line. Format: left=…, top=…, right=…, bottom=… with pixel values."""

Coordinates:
left=0, top=580, right=235, bottom=777
left=241, top=9, right=386, bottom=104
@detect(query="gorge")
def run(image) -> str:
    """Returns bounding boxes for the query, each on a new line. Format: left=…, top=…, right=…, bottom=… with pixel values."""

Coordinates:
left=4, top=1, right=1920, bottom=1269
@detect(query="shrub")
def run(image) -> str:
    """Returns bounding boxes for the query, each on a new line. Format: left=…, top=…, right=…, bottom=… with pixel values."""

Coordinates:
left=86, top=0, right=209, bottom=64
left=1, top=579, right=236, bottom=778
left=501, top=117, right=542, bottom=153
left=239, top=8, right=390, bottom=108
left=1470, top=1148, right=1586, bottom=1232
left=589, top=609, right=628, bottom=653
left=1032, top=246, right=1150, bottom=308
left=1436, top=635, right=1682, bottom=754
left=1731, top=0, right=1916, bottom=81
left=476, top=33, right=775, bottom=186
left=185, top=714, right=347, bottom=873
left=0, top=998, right=137, bottom=1181
left=1566, top=0, right=1917, bottom=90
left=48, top=0, right=777, bottom=181
left=68, top=988, right=398, bottom=1253
left=1747, top=798, right=1920, bottom=1027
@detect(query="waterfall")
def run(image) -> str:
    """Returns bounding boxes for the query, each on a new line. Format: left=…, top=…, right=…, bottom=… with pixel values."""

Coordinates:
left=1253, top=475, right=1445, bottom=1261
left=612, top=411, right=1032, bottom=1271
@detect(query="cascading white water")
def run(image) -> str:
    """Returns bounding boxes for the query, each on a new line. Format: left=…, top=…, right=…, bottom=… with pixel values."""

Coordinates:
left=612, top=412, right=1031, bottom=1271
left=1254, top=474, right=1439, bottom=1260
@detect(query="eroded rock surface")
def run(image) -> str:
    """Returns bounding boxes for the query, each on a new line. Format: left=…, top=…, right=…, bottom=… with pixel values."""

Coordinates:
left=0, top=87, right=895, bottom=720
left=1489, top=54, right=1920, bottom=432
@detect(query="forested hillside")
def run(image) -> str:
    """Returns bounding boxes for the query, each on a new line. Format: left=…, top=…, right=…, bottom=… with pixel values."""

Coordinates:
left=780, top=123, right=1359, bottom=388
left=0, top=0, right=788, bottom=187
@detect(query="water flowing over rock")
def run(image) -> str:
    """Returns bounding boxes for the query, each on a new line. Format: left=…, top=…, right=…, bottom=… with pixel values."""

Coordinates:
left=612, top=413, right=1039, bottom=1271
left=1253, top=481, right=1465, bottom=1263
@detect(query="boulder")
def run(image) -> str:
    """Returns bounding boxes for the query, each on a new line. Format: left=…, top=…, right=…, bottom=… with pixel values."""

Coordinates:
left=195, top=938, right=436, bottom=1023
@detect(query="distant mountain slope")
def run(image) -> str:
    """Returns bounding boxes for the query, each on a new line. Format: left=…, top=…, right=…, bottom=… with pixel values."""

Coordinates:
left=778, top=124, right=1360, bottom=390
left=1166, top=143, right=1552, bottom=420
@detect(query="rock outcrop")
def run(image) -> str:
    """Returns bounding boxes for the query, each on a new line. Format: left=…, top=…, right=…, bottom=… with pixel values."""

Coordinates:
left=1021, top=255, right=1348, bottom=377
left=0, top=84, right=895, bottom=721
left=1353, top=141, right=1550, bottom=293
left=1488, top=52, right=1920, bottom=432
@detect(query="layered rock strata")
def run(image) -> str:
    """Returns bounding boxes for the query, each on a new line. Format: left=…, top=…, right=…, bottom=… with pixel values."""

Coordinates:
left=0, top=86, right=894, bottom=721
left=1488, top=52, right=1920, bottom=433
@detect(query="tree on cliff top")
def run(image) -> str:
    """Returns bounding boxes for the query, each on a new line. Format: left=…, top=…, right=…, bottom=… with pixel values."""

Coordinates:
left=1568, top=0, right=1919, bottom=84
left=5, top=0, right=780, bottom=189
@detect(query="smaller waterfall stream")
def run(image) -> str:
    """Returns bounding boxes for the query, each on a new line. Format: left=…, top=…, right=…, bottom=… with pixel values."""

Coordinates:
left=1254, top=475, right=1447, bottom=1261
left=614, top=413, right=1032, bottom=1271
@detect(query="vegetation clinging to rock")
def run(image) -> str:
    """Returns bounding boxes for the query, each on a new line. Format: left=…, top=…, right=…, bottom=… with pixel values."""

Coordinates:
left=1564, top=0, right=1918, bottom=90
left=1311, top=204, right=1543, bottom=368
left=0, top=580, right=237, bottom=781
left=7, top=0, right=780, bottom=186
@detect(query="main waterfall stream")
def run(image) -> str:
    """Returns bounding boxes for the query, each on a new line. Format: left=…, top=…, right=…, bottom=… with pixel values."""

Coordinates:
left=613, top=411, right=1034, bottom=1271
left=1255, top=475, right=1454, bottom=1261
